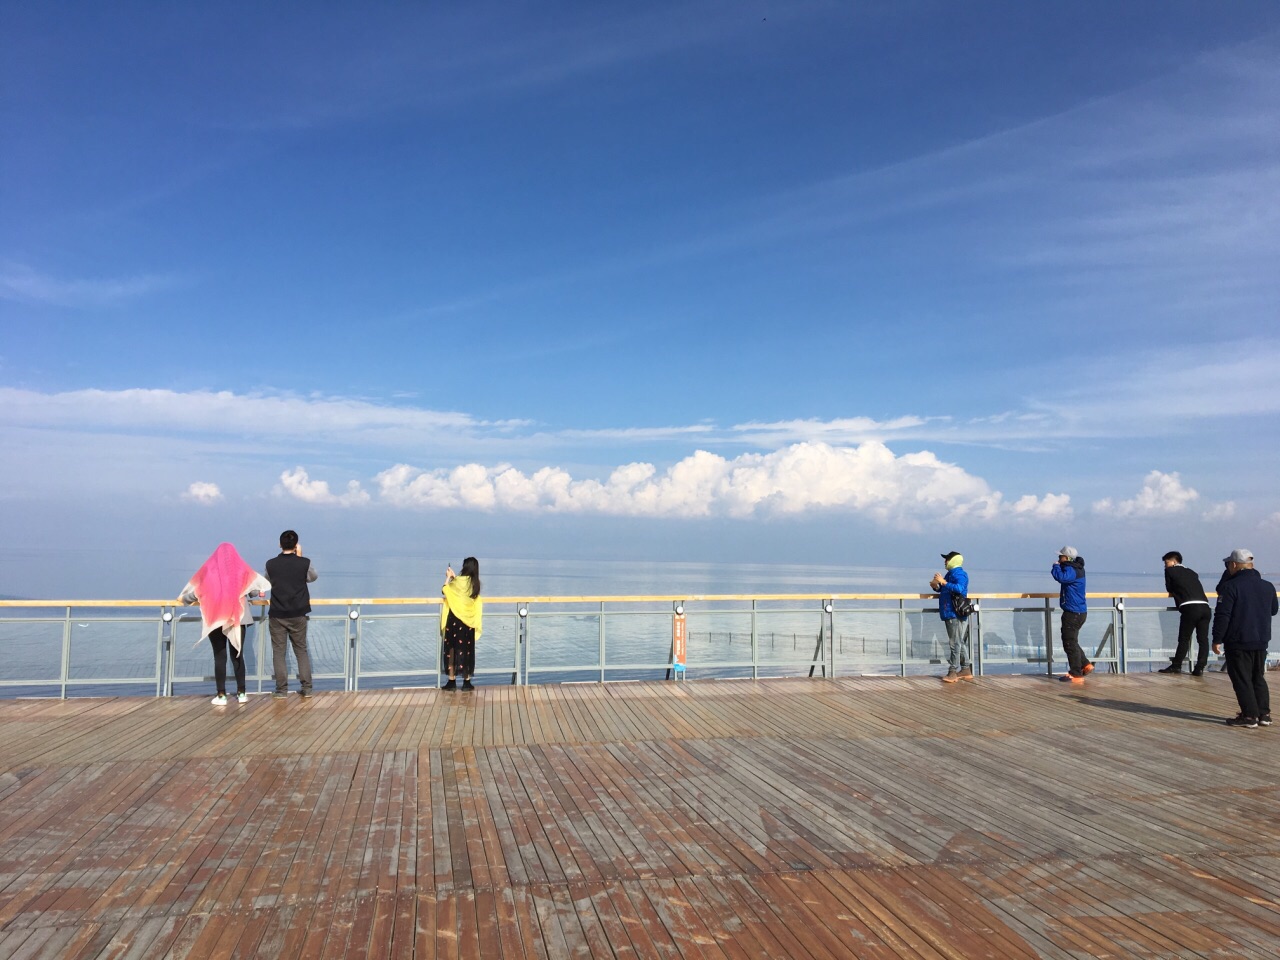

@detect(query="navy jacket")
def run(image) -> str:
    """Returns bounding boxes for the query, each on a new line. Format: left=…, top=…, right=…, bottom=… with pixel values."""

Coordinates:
left=1212, top=568, right=1278, bottom=651
left=1051, top=558, right=1087, bottom=613
left=936, top=567, right=969, bottom=621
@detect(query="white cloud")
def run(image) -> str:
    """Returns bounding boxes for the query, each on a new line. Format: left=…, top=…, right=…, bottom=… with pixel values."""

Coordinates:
left=276, top=467, right=369, bottom=507
left=730, top=416, right=932, bottom=446
left=0, top=262, right=173, bottom=307
left=181, top=481, right=223, bottom=505
left=0, top=387, right=526, bottom=454
left=1093, top=470, right=1199, bottom=518
left=1010, top=493, right=1074, bottom=522
left=1203, top=501, right=1236, bottom=522
left=375, top=440, right=1065, bottom=526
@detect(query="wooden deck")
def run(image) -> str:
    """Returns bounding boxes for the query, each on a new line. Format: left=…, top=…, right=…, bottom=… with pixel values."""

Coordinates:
left=0, top=672, right=1277, bottom=958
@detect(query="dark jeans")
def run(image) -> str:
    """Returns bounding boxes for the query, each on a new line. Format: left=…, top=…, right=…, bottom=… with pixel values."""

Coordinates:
left=1225, top=647, right=1270, bottom=718
left=1060, top=610, right=1090, bottom=676
left=1172, top=604, right=1211, bottom=670
left=209, top=627, right=246, bottom=696
left=269, top=615, right=313, bottom=693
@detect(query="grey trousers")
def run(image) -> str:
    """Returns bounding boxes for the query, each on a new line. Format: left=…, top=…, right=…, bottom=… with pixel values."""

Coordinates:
left=269, top=615, right=313, bottom=693
left=945, top=617, right=971, bottom=671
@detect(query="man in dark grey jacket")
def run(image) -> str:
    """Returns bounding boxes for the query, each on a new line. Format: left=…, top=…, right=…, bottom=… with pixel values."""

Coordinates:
left=266, top=530, right=318, bottom=699
left=1160, top=551, right=1210, bottom=675
left=1212, top=549, right=1278, bottom=728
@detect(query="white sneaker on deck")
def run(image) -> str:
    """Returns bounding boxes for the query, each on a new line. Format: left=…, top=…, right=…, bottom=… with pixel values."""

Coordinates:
left=211, top=694, right=228, bottom=706
left=237, top=693, right=248, bottom=704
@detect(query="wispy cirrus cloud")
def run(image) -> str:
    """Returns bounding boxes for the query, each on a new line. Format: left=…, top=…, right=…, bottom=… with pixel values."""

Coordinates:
left=0, top=262, right=176, bottom=308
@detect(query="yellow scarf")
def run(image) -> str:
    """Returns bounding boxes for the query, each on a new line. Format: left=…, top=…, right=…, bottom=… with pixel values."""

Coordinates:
left=441, top=576, right=483, bottom=637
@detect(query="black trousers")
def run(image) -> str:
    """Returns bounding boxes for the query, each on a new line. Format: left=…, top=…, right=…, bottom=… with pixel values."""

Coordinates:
left=1172, top=604, right=1211, bottom=670
left=1060, top=610, right=1090, bottom=676
left=210, top=627, right=246, bottom=695
left=1225, top=647, right=1270, bottom=719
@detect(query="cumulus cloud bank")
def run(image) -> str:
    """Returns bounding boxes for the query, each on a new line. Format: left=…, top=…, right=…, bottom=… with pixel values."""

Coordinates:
left=182, top=481, right=223, bottom=505
left=1093, top=470, right=1198, bottom=518
left=276, top=467, right=370, bottom=507
left=365, top=441, right=1071, bottom=524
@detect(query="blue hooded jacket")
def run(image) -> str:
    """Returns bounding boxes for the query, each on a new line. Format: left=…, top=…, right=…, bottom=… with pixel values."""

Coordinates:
left=937, top=566, right=969, bottom=621
left=1051, top=558, right=1087, bottom=613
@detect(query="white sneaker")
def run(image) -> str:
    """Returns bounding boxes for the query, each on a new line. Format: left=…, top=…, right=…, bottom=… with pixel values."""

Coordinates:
left=211, top=694, right=228, bottom=706
left=236, top=693, right=248, bottom=704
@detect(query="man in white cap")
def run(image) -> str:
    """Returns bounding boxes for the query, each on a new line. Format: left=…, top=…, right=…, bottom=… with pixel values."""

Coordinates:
left=1051, top=546, right=1092, bottom=682
left=1212, top=549, right=1278, bottom=728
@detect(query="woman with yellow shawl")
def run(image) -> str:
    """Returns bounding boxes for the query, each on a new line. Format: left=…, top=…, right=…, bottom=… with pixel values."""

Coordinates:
left=440, top=557, right=483, bottom=690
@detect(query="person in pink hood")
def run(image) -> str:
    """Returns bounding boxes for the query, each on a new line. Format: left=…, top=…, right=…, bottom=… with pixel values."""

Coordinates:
left=178, top=543, right=271, bottom=706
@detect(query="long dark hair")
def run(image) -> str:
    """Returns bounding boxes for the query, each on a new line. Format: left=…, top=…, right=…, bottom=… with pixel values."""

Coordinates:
left=460, top=556, right=481, bottom=598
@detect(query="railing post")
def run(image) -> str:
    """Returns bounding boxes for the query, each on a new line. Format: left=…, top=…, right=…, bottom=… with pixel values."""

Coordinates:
left=1044, top=598, right=1055, bottom=676
left=750, top=600, right=758, bottom=680
left=599, top=601, right=606, bottom=683
left=514, top=604, right=528, bottom=685
left=825, top=600, right=835, bottom=677
left=348, top=605, right=361, bottom=692
left=1116, top=597, right=1127, bottom=674
left=972, top=600, right=982, bottom=677
left=898, top=599, right=907, bottom=677
left=156, top=607, right=171, bottom=698
left=60, top=606, right=72, bottom=699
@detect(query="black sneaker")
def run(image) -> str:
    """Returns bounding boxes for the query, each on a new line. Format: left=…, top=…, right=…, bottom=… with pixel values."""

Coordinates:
left=442, top=679, right=457, bottom=690
left=1190, top=667, right=1205, bottom=677
left=271, top=691, right=287, bottom=700
left=1225, top=714, right=1258, bottom=728
left=1157, top=664, right=1181, bottom=674
left=1260, top=713, right=1273, bottom=726
left=299, top=690, right=312, bottom=699
left=462, top=679, right=474, bottom=691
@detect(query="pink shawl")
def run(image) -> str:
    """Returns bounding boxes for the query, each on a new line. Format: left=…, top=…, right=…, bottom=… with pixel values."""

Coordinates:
left=186, top=543, right=265, bottom=652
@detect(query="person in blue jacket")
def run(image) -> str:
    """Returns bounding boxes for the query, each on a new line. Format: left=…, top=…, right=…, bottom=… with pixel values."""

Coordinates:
left=1051, top=546, right=1093, bottom=683
left=931, top=551, right=972, bottom=682
left=1212, top=548, right=1278, bottom=728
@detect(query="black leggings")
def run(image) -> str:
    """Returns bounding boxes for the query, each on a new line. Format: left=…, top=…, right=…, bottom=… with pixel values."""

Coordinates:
left=210, top=627, right=246, bottom=695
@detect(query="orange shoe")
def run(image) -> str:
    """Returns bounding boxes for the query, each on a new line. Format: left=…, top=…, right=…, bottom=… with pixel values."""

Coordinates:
left=1082, top=663, right=1095, bottom=675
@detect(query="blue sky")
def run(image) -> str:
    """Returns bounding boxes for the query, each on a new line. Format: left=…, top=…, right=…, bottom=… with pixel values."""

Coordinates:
left=3, top=1, right=1279, bottom=591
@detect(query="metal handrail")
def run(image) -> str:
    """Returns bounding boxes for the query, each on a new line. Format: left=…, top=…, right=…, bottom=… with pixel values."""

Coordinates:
left=0, top=592, right=1239, bottom=699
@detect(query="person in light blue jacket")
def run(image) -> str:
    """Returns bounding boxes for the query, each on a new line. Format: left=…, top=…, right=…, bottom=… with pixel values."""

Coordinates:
left=1051, top=546, right=1092, bottom=683
left=932, top=551, right=972, bottom=682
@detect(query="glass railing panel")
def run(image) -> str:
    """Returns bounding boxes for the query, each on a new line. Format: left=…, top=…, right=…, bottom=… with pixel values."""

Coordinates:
left=976, top=604, right=1051, bottom=674
left=356, top=613, right=438, bottom=678
left=525, top=612, right=607, bottom=681
left=602, top=609, right=677, bottom=677
left=66, top=617, right=159, bottom=689
left=1123, top=606, right=1181, bottom=669
left=0, top=618, right=65, bottom=692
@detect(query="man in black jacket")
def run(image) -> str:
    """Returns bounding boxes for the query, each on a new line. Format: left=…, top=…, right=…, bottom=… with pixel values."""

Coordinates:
left=1160, top=551, right=1211, bottom=675
left=1212, top=549, right=1278, bottom=728
left=266, top=530, right=318, bottom=699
